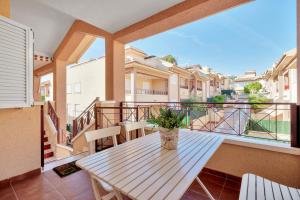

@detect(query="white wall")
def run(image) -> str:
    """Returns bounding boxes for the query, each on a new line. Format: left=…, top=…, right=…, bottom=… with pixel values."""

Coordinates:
left=67, top=58, right=105, bottom=121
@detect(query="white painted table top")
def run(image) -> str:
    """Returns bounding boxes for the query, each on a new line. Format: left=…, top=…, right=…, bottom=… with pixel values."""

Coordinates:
left=76, top=130, right=224, bottom=200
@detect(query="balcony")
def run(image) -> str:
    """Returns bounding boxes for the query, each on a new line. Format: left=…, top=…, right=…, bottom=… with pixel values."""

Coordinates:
left=136, top=89, right=168, bottom=95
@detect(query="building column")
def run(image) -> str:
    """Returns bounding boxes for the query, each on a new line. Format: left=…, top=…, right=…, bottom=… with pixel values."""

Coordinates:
left=53, top=59, right=67, bottom=139
left=105, top=38, right=125, bottom=102
left=194, top=79, right=197, bottom=96
left=289, top=68, right=297, bottom=103
left=278, top=74, right=284, bottom=101
left=130, top=71, right=137, bottom=102
left=206, top=80, right=210, bottom=98
left=0, top=0, right=10, bottom=18
left=33, top=75, right=41, bottom=101
left=202, top=81, right=207, bottom=102
left=168, top=74, right=179, bottom=102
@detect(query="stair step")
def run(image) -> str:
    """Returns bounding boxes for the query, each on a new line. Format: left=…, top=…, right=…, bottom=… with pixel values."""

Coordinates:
left=44, top=151, right=54, bottom=159
left=44, top=157, right=56, bottom=164
left=44, top=137, right=48, bottom=142
left=44, top=144, right=51, bottom=150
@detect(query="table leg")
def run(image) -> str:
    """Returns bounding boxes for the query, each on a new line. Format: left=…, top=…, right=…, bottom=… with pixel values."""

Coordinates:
left=196, top=177, right=216, bottom=200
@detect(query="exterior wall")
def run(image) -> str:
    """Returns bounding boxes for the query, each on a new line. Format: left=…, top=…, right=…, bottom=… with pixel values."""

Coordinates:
left=168, top=74, right=179, bottom=102
left=180, top=88, right=190, bottom=100
left=67, top=58, right=106, bottom=121
left=135, top=94, right=168, bottom=102
left=0, top=105, right=41, bottom=181
left=206, top=143, right=300, bottom=188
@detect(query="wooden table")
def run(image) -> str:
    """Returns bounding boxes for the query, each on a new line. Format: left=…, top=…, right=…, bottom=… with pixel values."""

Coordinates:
left=76, top=130, right=224, bottom=200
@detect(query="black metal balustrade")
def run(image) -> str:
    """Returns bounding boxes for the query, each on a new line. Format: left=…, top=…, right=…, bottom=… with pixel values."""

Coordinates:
left=119, top=102, right=296, bottom=145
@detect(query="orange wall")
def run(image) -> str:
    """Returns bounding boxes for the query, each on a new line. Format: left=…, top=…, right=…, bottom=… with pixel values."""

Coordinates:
left=206, top=143, right=300, bottom=188
left=0, top=105, right=41, bottom=181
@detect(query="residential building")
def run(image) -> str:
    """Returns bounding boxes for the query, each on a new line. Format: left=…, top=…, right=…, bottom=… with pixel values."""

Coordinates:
left=67, top=46, right=227, bottom=121
left=232, top=70, right=265, bottom=94
left=67, top=58, right=106, bottom=120
left=263, top=49, right=297, bottom=102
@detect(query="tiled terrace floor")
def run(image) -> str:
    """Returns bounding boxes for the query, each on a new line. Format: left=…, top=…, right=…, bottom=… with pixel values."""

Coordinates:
left=0, top=168, right=241, bottom=200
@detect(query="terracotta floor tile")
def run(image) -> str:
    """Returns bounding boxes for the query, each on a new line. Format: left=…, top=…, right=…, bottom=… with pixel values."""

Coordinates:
left=54, top=171, right=92, bottom=199
left=199, top=172, right=226, bottom=186
left=189, top=180, right=224, bottom=200
left=0, top=168, right=241, bottom=200
left=71, top=187, right=95, bottom=200
left=182, top=188, right=210, bottom=200
left=224, top=179, right=241, bottom=191
left=219, top=187, right=240, bottom=200
left=12, top=175, right=56, bottom=199
left=0, top=185, right=16, bottom=200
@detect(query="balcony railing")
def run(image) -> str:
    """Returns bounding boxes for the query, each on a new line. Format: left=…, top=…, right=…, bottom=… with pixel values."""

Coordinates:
left=93, top=101, right=299, bottom=147
left=72, top=97, right=99, bottom=138
left=136, top=89, right=168, bottom=95
left=180, top=85, right=189, bottom=89
left=47, top=101, right=61, bottom=143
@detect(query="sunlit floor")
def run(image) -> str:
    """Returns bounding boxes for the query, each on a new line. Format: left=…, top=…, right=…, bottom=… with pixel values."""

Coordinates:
left=0, top=168, right=241, bottom=200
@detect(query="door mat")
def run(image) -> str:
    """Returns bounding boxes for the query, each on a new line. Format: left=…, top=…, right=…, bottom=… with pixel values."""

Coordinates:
left=53, top=161, right=81, bottom=178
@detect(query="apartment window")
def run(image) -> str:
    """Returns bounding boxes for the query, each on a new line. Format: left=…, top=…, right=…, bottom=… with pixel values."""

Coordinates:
left=74, top=83, right=81, bottom=94
left=67, top=84, right=72, bottom=94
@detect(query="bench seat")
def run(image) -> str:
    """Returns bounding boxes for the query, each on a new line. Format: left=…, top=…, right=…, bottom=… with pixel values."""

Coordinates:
left=239, top=173, right=300, bottom=200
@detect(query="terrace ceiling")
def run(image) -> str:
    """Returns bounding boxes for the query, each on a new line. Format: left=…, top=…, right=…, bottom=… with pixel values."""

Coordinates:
left=9, top=0, right=251, bottom=69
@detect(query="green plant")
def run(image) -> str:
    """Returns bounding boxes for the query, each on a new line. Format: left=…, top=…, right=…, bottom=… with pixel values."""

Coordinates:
left=162, top=55, right=178, bottom=65
left=147, top=108, right=186, bottom=129
left=248, top=94, right=271, bottom=110
left=244, top=82, right=262, bottom=94
left=211, top=95, right=226, bottom=103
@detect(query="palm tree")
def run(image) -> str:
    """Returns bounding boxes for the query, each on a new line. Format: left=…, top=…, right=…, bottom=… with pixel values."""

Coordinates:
left=162, top=55, right=177, bottom=65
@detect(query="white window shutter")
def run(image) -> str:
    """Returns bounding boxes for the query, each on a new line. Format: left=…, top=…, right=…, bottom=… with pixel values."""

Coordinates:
left=0, top=16, right=33, bottom=108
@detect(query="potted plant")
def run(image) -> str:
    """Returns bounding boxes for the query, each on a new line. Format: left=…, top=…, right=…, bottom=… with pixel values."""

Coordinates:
left=148, top=108, right=186, bottom=150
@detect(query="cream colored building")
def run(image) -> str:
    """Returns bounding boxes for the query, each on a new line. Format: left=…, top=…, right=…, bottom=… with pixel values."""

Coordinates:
left=66, top=46, right=228, bottom=120
left=67, top=58, right=106, bottom=120
left=232, top=70, right=265, bottom=94
left=263, top=49, right=297, bottom=103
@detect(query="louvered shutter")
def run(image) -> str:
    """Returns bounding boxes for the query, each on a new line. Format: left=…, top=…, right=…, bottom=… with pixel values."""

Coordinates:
left=0, top=16, right=33, bottom=108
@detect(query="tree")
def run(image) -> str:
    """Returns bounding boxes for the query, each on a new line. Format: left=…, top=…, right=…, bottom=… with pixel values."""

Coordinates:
left=162, top=55, right=177, bottom=65
left=244, top=82, right=262, bottom=94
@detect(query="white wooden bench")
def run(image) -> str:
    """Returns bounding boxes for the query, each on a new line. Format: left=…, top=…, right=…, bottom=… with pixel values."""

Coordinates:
left=239, top=173, right=300, bottom=200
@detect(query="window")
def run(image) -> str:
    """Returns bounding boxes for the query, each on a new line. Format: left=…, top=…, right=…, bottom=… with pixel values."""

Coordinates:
left=74, top=83, right=81, bottom=93
left=0, top=16, right=33, bottom=108
left=67, top=84, right=72, bottom=94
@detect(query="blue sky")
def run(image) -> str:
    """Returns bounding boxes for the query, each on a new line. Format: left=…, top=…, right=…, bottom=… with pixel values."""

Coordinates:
left=80, top=0, right=296, bottom=76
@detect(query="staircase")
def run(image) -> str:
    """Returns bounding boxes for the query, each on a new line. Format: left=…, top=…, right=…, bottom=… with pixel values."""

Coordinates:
left=43, top=130, right=55, bottom=162
left=72, top=97, right=99, bottom=138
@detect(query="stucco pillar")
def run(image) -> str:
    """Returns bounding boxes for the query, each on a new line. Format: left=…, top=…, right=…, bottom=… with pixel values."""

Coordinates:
left=202, top=81, right=207, bottom=102
left=168, top=74, right=179, bottom=102
left=0, top=0, right=10, bottom=18
left=33, top=75, right=41, bottom=101
left=105, top=38, right=125, bottom=102
left=289, top=68, right=297, bottom=103
left=53, top=59, right=67, bottom=139
left=130, top=71, right=137, bottom=102
left=194, top=79, right=198, bottom=96
left=206, top=80, right=210, bottom=98
left=278, top=74, right=284, bottom=101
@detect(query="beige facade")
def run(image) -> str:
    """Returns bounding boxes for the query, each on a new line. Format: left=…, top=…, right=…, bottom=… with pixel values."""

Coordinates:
left=232, top=70, right=264, bottom=94
left=66, top=58, right=106, bottom=121
left=263, top=49, right=297, bottom=103
left=66, top=47, right=229, bottom=119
